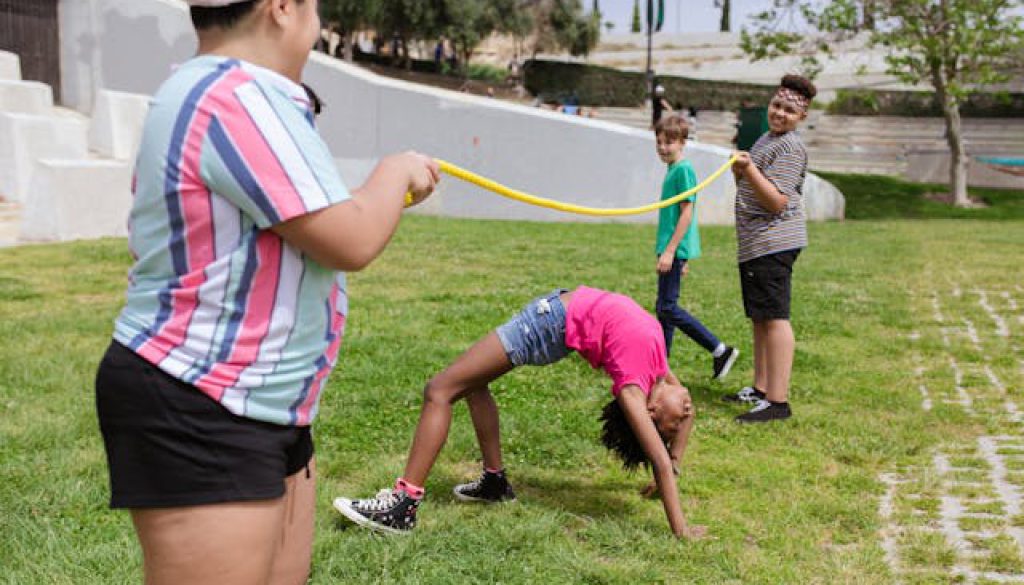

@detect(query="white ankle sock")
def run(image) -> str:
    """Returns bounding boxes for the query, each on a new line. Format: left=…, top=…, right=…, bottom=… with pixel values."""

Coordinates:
left=712, top=343, right=726, bottom=358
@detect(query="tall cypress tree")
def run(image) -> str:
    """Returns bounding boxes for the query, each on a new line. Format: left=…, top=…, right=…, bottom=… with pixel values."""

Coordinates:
left=631, top=0, right=641, bottom=33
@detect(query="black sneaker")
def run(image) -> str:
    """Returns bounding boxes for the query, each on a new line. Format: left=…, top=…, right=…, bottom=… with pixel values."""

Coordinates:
left=722, top=385, right=765, bottom=403
left=333, top=488, right=420, bottom=535
left=736, top=399, right=792, bottom=423
left=453, top=470, right=516, bottom=503
left=712, top=346, right=739, bottom=381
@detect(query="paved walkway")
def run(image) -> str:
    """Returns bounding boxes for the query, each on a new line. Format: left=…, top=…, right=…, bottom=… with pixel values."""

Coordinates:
left=881, top=283, right=1024, bottom=583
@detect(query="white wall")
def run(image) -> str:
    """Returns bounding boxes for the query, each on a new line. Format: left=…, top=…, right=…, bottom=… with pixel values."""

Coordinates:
left=56, top=0, right=842, bottom=226
left=59, top=0, right=196, bottom=114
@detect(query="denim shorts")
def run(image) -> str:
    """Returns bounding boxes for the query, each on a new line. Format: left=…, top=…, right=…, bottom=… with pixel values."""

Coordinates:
left=496, top=289, right=572, bottom=367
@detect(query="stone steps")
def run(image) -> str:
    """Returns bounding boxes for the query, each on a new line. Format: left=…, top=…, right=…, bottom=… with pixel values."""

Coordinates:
left=0, top=49, right=145, bottom=245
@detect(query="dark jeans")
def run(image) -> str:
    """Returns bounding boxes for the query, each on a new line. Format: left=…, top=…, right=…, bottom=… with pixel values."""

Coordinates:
left=656, top=257, right=721, bottom=355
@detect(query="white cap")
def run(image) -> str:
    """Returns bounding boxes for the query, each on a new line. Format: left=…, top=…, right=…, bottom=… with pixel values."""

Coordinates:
left=186, top=0, right=251, bottom=6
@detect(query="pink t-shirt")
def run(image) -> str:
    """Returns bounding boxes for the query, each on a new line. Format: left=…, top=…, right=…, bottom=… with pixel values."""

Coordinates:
left=564, top=286, right=668, bottom=396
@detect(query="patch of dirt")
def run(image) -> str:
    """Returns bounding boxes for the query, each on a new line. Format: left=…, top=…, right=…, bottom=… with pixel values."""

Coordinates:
left=922, top=191, right=990, bottom=208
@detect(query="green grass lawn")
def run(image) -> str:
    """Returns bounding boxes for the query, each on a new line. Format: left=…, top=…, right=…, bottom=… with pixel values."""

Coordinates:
left=1, top=177, right=1022, bottom=584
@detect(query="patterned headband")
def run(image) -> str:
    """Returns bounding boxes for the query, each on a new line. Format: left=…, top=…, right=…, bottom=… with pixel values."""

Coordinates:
left=775, top=87, right=810, bottom=112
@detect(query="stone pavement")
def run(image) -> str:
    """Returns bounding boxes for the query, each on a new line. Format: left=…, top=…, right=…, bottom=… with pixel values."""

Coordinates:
left=880, top=283, right=1024, bottom=583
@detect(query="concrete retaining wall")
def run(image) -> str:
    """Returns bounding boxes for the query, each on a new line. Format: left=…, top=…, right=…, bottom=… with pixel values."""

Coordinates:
left=905, top=151, right=1024, bottom=190
left=57, top=0, right=843, bottom=227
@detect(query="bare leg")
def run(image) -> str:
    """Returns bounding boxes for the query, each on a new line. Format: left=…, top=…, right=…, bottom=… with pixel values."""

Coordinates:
left=269, top=459, right=316, bottom=585
left=466, top=388, right=502, bottom=470
left=131, top=460, right=316, bottom=585
left=761, top=319, right=795, bottom=403
left=752, top=320, right=769, bottom=391
left=401, top=332, right=513, bottom=486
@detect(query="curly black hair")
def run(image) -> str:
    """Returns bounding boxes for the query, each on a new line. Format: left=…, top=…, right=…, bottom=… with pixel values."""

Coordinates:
left=599, top=399, right=652, bottom=470
left=780, top=74, right=818, bottom=102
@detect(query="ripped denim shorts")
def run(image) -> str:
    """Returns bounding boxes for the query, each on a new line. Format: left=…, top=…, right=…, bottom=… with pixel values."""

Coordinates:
left=495, top=288, right=572, bottom=367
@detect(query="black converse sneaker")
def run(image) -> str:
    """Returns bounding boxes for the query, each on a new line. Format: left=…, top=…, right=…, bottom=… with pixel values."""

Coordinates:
left=722, top=385, right=765, bottom=403
left=736, top=399, right=792, bottom=423
left=453, top=470, right=516, bottom=503
left=712, top=346, right=739, bottom=380
left=333, top=488, right=420, bottom=535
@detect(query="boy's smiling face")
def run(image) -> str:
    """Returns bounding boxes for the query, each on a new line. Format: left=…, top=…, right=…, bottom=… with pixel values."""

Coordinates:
left=767, top=94, right=808, bottom=134
left=656, top=133, right=684, bottom=165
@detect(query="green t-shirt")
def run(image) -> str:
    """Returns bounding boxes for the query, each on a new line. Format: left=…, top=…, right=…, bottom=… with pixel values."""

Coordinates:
left=655, top=159, right=701, bottom=260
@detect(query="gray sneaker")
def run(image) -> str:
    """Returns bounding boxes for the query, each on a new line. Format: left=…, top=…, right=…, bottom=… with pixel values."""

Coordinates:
left=333, top=488, right=420, bottom=535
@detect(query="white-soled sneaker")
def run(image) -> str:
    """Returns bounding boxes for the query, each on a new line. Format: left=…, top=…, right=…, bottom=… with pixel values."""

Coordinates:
left=334, top=488, right=420, bottom=535
left=453, top=470, right=516, bottom=503
left=722, top=385, right=765, bottom=403
left=712, top=346, right=739, bottom=380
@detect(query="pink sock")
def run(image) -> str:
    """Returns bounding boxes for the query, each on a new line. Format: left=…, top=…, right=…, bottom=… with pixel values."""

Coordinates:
left=395, top=478, right=425, bottom=499
left=485, top=467, right=503, bottom=475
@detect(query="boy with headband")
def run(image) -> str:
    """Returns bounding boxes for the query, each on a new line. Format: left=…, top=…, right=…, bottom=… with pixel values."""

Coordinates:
left=724, top=74, right=816, bottom=423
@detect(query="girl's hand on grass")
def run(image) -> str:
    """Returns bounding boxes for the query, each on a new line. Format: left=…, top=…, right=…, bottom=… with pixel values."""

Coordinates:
left=681, top=262, right=689, bottom=278
left=682, top=525, right=708, bottom=540
left=640, top=480, right=659, bottom=498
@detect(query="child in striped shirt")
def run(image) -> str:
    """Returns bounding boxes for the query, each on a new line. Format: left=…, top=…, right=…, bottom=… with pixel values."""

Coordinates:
left=724, top=74, right=817, bottom=423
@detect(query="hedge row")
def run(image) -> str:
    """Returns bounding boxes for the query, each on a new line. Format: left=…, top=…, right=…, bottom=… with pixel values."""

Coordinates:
left=827, top=88, right=1024, bottom=118
left=523, top=59, right=1024, bottom=117
left=522, top=59, right=774, bottom=110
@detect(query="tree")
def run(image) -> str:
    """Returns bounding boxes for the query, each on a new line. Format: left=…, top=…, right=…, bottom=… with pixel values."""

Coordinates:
left=525, top=0, right=601, bottom=58
left=441, top=0, right=499, bottom=76
left=320, top=0, right=378, bottom=61
left=373, top=0, right=441, bottom=69
left=714, top=0, right=730, bottom=32
left=741, top=0, right=1024, bottom=207
left=631, top=0, right=642, bottom=33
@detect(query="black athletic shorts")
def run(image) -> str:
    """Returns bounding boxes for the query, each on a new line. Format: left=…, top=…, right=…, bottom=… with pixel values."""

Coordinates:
left=738, top=249, right=801, bottom=321
left=95, top=341, right=314, bottom=509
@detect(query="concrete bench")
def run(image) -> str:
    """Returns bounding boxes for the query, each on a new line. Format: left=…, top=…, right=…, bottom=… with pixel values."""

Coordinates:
left=0, top=51, right=20, bottom=81
left=89, top=89, right=151, bottom=161
left=20, top=159, right=132, bottom=242
left=0, top=112, right=89, bottom=203
left=0, top=79, right=53, bottom=115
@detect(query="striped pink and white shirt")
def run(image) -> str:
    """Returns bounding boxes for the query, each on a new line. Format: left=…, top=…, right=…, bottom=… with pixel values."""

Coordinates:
left=114, top=56, right=350, bottom=426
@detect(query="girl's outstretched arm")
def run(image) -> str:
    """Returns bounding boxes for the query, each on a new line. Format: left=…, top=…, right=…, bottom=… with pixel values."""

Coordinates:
left=617, top=386, right=703, bottom=539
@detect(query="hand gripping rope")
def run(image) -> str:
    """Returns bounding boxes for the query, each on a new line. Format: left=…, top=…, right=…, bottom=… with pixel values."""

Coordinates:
left=407, top=155, right=738, bottom=217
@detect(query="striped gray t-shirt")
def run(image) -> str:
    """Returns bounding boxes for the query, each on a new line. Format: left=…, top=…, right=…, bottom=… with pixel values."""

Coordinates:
left=734, top=131, right=808, bottom=263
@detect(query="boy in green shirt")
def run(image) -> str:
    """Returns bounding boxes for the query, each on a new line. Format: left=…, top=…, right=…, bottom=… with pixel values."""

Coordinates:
left=654, top=114, right=737, bottom=380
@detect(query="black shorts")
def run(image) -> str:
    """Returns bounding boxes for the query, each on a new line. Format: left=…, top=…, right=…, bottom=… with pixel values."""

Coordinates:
left=95, top=341, right=314, bottom=509
left=739, top=249, right=801, bottom=321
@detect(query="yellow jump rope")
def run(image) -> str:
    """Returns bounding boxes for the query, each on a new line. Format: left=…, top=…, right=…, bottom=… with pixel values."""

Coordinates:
left=407, top=155, right=739, bottom=216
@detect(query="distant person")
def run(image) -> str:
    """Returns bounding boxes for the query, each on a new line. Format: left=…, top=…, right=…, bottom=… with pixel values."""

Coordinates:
left=653, top=114, right=738, bottom=380
left=724, top=74, right=817, bottom=423
left=562, top=91, right=581, bottom=115
left=652, top=84, right=673, bottom=128
left=334, top=286, right=706, bottom=540
left=93, top=1, right=439, bottom=583
left=434, top=38, right=444, bottom=66
left=687, top=106, right=698, bottom=139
